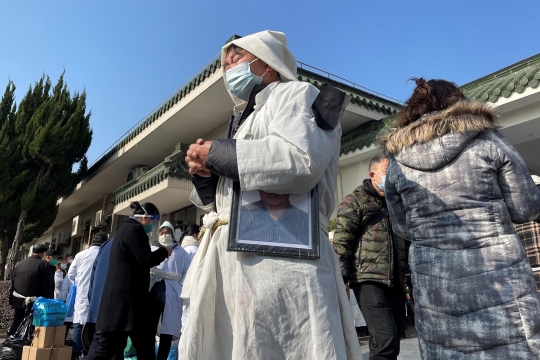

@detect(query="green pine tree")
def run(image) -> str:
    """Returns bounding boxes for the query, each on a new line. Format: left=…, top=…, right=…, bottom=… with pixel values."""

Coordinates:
left=1, top=74, right=92, bottom=279
left=0, top=82, right=19, bottom=279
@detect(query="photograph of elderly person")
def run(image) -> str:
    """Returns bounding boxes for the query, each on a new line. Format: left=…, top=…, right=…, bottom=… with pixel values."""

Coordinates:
left=238, top=190, right=309, bottom=245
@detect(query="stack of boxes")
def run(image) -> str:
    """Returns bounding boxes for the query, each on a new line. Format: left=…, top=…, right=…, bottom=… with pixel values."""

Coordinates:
left=21, top=326, right=72, bottom=360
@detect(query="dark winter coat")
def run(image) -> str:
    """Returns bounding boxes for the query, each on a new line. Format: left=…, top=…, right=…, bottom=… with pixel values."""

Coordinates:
left=96, top=218, right=168, bottom=332
left=380, top=100, right=540, bottom=359
left=10, top=255, right=55, bottom=309
left=333, top=179, right=409, bottom=290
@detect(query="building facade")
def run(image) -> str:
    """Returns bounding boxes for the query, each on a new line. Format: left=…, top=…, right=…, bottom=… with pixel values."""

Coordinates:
left=22, top=50, right=400, bottom=258
left=22, top=51, right=540, bottom=260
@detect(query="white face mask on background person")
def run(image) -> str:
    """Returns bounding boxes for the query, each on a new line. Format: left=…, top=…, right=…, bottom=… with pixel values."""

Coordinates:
left=375, top=173, right=386, bottom=192
left=158, top=234, right=174, bottom=246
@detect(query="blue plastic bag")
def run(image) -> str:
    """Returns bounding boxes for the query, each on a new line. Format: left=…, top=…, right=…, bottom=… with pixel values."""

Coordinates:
left=66, top=284, right=77, bottom=318
left=32, top=297, right=67, bottom=327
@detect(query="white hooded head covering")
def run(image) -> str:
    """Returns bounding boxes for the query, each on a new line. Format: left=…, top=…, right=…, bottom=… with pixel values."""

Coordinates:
left=221, top=30, right=298, bottom=105
left=159, top=221, right=176, bottom=240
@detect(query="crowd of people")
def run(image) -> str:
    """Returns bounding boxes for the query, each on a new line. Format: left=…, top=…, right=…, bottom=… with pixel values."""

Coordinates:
left=8, top=206, right=202, bottom=360
left=6, top=29, right=540, bottom=360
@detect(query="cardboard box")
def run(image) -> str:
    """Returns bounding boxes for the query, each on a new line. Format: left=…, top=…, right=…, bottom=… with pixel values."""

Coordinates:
left=22, top=346, right=72, bottom=360
left=31, top=326, right=66, bottom=348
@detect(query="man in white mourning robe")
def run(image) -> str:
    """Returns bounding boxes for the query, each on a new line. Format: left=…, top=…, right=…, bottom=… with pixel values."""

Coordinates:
left=180, top=30, right=362, bottom=360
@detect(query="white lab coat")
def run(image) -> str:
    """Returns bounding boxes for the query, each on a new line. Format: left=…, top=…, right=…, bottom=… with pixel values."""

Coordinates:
left=62, top=276, right=71, bottom=302
left=62, top=276, right=73, bottom=322
left=150, top=245, right=191, bottom=339
left=180, top=237, right=199, bottom=333
left=67, top=246, right=100, bottom=325
left=54, top=270, right=65, bottom=301
left=179, top=82, right=361, bottom=359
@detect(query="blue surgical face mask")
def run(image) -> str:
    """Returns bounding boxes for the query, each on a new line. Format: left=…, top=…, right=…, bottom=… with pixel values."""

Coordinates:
left=225, top=59, right=267, bottom=101
left=60, top=263, right=67, bottom=270
left=143, top=223, right=154, bottom=234
left=375, top=173, right=386, bottom=192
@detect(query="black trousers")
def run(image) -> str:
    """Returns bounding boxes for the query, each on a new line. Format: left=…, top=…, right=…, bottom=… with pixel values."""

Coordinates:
left=84, top=330, right=155, bottom=360
left=148, top=298, right=173, bottom=360
left=7, top=308, right=26, bottom=336
left=352, top=282, right=406, bottom=360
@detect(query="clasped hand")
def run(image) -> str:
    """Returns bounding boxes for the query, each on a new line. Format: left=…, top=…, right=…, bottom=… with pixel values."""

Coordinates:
left=185, top=138, right=212, bottom=177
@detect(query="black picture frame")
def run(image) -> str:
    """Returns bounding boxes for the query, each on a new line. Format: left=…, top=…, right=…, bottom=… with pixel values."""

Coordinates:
left=227, top=182, right=320, bottom=259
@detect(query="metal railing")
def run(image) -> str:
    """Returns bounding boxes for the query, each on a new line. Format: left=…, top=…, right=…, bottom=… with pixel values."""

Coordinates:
left=297, top=61, right=404, bottom=105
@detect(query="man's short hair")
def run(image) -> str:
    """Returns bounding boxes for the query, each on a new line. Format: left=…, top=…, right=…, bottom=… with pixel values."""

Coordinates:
left=369, top=155, right=389, bottom=172
left=92, top=233, right=108, bottom=246
left=226, top=44, right=242, bottom=55
left=46, top=249, right=60, bottom=257
left=32, top=244, right=48, bottom=253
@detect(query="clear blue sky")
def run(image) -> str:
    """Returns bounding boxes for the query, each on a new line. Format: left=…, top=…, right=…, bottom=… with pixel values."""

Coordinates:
left=1, top=1, right=539, bottom=165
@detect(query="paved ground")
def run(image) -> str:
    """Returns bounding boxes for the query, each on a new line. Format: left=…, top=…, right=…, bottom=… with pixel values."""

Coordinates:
left=1, top=330, right=422, bottom=359
left=359, top=326, right=421, bottom=360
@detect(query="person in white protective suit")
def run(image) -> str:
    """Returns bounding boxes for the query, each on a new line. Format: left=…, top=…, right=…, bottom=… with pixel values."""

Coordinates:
left=149, top=221, right=191, bottom=360
left=54, top=260, right=67, bottom=301
left=181, top=30, right=363, bottom=360
left=180, top=224, right=200, bottom=334
left=68, top=232, right=108, bottom=358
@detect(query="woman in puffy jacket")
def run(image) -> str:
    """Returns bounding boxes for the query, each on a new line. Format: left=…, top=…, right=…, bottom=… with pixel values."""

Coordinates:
left=380, top=78, right=540, bottom=359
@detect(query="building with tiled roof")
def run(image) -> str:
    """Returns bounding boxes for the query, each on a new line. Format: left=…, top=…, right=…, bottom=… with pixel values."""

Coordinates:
left=20, top=44, right=540, bottom=259
left=335, top=53, right=540, bottom=214
left=20, top=37, right=402, bottom=257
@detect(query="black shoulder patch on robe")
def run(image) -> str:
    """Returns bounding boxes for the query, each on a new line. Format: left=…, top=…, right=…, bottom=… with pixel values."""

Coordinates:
left=311, top=83, right=351, bottom=131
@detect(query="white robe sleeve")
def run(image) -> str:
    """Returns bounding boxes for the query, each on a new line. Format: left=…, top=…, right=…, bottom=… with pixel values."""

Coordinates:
left=54, top=272, right=63, bottom=299
left=236, top=82, right=337, bottom=194
left=67, top=255, right=78, bottom=284
left=61, top=277, right=71, bottom=302
left=189, top=188, right=214, bottom=212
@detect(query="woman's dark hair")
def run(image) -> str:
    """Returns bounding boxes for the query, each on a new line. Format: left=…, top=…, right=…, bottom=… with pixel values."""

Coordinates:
left=130, top=201, right=160, bottom=216
left=185, top=224, right=201, bottom=237
left=397, top=78, right=466, bottom=128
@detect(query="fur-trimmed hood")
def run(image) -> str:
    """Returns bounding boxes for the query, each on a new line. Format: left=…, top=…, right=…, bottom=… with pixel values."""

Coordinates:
left=379, top=100, right=498, bottom=170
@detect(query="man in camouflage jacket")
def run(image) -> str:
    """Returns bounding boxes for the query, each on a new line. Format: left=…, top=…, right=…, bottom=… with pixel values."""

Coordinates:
left=333, top=155, right=409, bottom=360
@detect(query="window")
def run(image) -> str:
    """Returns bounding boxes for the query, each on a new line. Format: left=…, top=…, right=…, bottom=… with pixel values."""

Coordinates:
left=171, top=205, right=198, bottom=233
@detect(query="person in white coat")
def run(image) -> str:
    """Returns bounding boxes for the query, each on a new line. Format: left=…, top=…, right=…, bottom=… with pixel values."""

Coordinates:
left=181, top=30, right=362, bottom=360
left=54, top=261, right=68, bottom=301
left=179, top=224, right=200, bottom=334
left=68, top=233, right=107, bottom=358
left=149, top=221, right=191, bottom=360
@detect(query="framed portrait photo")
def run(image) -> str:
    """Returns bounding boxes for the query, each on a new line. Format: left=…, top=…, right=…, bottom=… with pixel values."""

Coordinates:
left=227, top=183, right=320, bottom=259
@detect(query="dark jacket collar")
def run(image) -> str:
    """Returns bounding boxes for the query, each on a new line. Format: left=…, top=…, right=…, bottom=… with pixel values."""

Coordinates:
left=363, top=178, right=385, bottom=200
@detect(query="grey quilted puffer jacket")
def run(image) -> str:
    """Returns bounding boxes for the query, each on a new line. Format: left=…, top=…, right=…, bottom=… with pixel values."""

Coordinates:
left=380, top=100, right=540, bottom=359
